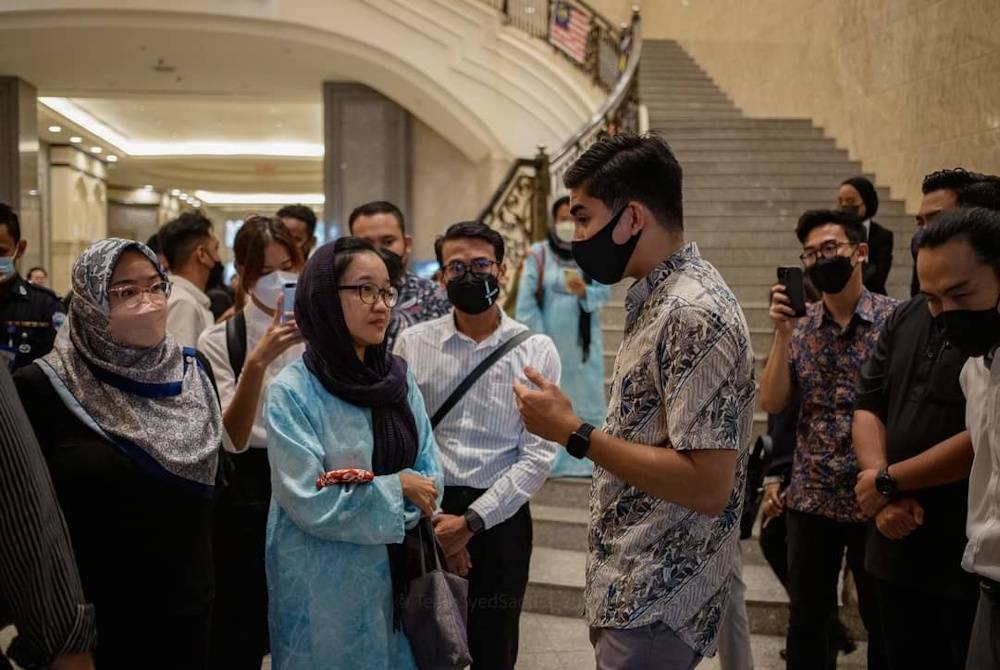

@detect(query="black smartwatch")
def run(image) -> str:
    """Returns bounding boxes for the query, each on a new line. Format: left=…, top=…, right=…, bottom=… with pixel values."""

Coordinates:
left=566, top=422, right=596, bottom=459
left=875, top=467, right=898, bottom=499
left=464, top=509, right=485, bottom=535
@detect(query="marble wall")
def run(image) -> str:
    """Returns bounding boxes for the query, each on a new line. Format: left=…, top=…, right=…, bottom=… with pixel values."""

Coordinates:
left=631, top=0, right=1000, bottom=211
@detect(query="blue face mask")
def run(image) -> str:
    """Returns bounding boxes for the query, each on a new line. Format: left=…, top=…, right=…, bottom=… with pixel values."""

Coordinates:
left=0, top=256, right=15, bottom=282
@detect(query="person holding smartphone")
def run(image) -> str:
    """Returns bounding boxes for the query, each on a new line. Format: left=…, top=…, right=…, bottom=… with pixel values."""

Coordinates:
left=759, top=209, right=897, bottom=669
left=197, top=214, right=304, bottom=670
left=514, top=195, right=611, bottom=478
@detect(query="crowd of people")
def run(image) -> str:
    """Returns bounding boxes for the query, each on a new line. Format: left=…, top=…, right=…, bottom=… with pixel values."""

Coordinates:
left=0, top=134, right=997, bottom=670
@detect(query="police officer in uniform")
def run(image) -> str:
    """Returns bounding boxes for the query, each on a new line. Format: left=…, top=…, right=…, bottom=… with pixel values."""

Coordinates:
left=0, top=204, right=64, bottom=372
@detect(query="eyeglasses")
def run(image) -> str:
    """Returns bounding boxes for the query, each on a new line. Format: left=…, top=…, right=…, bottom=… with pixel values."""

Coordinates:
left=337, top=283, right=399, bottom=307
left=107, top=280, right=172, bottom=301
left=799, top=241, right=857, bottom=266
left=443, top=259, right=498, bottom=279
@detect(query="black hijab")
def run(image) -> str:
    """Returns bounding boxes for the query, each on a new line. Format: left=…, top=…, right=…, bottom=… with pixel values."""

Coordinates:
left=842, top=176, right=880, bottom=221
left=294, top=238, right=419, bottom=628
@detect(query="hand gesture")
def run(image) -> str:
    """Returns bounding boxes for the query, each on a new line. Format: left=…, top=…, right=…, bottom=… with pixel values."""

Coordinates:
left=513, top=366, right=580, bottom=445
left=769, top=284, right=801, bottom=336
left=246, top=293, right=303, bottom=371
left=399, top=472, right=437, bottom=517
left=761, top=482, right=785, bottom=520
left=446, top=547, right=472, bottom=577
left=433, top=514, right=473, bottom=557
left=875, top=498, right=924, bottom=540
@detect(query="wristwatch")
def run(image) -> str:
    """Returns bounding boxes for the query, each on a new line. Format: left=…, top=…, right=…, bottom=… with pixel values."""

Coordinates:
left=463, top=509, right=485, bottom=535
left=566, top=422, right=596, bottom=459
left=875, top=468, right=898, bottom=499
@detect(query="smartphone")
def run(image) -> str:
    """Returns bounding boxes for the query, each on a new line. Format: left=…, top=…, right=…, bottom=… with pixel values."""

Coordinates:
left=776, top=267, right=807, bottom=317
left=281, top=282, right=297, bottom=324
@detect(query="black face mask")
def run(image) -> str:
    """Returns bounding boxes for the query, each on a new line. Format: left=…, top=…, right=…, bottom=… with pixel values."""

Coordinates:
left=840, top=204, right=863, bottom=218
left=571, top=205, right=638, bottom=285
left=806, top=256, right=856, bottom=295
left=446, top=271, right=500, bottom=315
left=207, top=261, right=225, bottom=290
left=938, top=296, right=1000, bottom=359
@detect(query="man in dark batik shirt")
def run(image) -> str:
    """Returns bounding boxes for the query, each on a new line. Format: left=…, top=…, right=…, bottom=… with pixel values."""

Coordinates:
left=347, top=201, right=451, bottom=350
left=760, top=209, right=896, bottom=670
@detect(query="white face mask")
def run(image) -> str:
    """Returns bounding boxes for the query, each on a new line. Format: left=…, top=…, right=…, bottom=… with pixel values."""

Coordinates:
left=555, top=220, right=576, bottom=243
left=251, top=270, right=298, bottom=310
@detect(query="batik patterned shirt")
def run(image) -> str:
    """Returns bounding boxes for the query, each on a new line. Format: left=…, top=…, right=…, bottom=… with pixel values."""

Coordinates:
left=586, top=243, right=757, bottom=657
left=385, top=272, right=452, bottom=351
left=785, top=290, right=897, bottom=522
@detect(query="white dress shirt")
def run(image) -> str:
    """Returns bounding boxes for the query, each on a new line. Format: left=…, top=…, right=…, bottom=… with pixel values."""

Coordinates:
left=198, top=302, right=305, bottom=450
left=395, top=310, right=561, bottom=530
left=959, top=354, right=1000, bottom=582
left=167, top=274, right=214, bottom=349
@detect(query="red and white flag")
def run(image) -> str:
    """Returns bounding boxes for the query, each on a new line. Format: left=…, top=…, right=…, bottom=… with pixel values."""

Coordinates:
left=549, top=1, right=591, bottom=64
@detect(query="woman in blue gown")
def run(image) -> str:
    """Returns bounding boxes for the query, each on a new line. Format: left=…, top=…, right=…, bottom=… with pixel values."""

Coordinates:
left=515, top=196, right=611, bottom=477
left=264, top=237, right=443, bottom=669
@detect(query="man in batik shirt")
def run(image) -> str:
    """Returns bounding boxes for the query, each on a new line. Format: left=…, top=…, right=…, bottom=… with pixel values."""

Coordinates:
left=760, top=209, right=896, bottom=670
left=348, top=200, right=451, bottom=350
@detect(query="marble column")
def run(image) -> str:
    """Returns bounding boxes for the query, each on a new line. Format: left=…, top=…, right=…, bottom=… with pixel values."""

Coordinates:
left=323, top=82, right=412, bottom=240
left=0, top=76, right=43, bottom=271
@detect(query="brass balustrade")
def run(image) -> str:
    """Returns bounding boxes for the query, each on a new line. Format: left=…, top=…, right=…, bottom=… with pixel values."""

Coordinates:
left=475, top=2, right=642, bottom=307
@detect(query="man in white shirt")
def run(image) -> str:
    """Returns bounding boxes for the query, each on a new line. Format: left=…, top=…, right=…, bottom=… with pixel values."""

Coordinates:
left=915, top=205, right=1000, bottom=669
left=394, top=221, right=561, bottom=670
left=158, top=212, right=220, bottom=348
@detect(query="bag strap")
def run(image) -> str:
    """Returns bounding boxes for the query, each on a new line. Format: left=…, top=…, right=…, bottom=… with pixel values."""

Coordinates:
left=430, top=330, right=533, bottom=429
left=225, top=311, right=248, bottom=382
left=534, top=246, right=545, bottom=307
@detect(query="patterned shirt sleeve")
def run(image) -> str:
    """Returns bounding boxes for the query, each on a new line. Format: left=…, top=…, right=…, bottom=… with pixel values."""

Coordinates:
left=656, top=305, right=751, bottom=452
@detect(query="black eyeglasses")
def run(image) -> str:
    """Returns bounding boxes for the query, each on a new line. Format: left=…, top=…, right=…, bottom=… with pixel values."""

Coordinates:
left=337, top=283, right=399, bottom=307
left=443, top=259, right=498, bottom=280
left=799, top=241, right=857, bottom=266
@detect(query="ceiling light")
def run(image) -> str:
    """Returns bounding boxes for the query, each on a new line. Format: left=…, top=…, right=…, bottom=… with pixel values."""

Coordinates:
left=69, top=136, right=82, bottom=144
left=170, top=189, right=181, bottom=196
left=48, top=125, right=62, bottom=133
left=191, top=200, right=202, bottom=207
left=106, top=155, right=118, bottom=162
left=39, top=98, right=128, bottom=152
left=194, top=190, right=324, bottom=206
left=27, top=189, right=38, bottom=196
left=90, top=146, right=103, bottom=154
left=179, top=194, right=190, bottom=201
left=143, top=184, right=154, bottom=191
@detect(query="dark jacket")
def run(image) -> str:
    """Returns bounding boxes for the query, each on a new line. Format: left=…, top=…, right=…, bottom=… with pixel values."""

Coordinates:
left=864, top=220, right=894, bottom=295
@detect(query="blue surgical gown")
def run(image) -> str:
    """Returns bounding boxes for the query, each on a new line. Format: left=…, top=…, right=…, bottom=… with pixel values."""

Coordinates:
left=264, top=359, right=443, bottom=670
left=515, top=242, right=611, bottom=477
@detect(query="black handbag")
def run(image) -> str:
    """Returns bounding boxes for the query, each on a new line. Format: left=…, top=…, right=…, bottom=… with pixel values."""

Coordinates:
left=401, top=520, right=472, bottom=669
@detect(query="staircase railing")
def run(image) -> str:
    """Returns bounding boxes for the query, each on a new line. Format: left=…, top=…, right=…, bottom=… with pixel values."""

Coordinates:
left=475, top=2, right=641, bottom=306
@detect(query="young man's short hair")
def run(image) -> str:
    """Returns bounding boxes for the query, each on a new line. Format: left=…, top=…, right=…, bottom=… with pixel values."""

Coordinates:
left=921, top=168, right=986, bottom=195
left=347, top=201, right=406, bottom=236
left=955, top=177, right=1000, bottom=212
left=158, top=212, right=214, bottom=269
left=795, top=209, right=867, bottom=245
left=0, top=203, right=21, bottom=242
left=275, top=204, right=318, bottom=237
left=918, top=207, right=1000, bottom=275
left=434, top=222, right=505, bottom=266
left=563, top=133, right=683, bottom=230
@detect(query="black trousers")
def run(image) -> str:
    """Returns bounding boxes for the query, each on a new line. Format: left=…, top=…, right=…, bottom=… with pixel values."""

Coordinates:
left=786, top=509, right=886, bottom=670
left=210, top=448, right=271, bottom=670
left=874, top=577, right=977, bottom=670
left=442, top=487, right=532, bottom=670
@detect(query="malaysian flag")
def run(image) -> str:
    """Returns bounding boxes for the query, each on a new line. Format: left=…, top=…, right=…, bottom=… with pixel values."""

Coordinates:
left=549, top=1, right=591, bottom=64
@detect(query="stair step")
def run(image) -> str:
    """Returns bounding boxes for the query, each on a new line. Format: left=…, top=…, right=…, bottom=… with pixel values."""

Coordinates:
left=682, top=186, right=891, bottom=202
left=648, top=111, right=746, bottom=120
left=652, top=118, right=818, bottom=130
left=680, top=161, right=863, bottom=175
left=680, top=213, right=915, bottom=232
left=642, top=93, right=733, bottom=105
left=670, top=138, right=840, bottom=152
left=662, top=128, right=826, bottom=140
left=680, top=200, right=906, bottom=216
left=675, top=149, right=850, bottom=162
left=683, top=173, right=870, bottom=188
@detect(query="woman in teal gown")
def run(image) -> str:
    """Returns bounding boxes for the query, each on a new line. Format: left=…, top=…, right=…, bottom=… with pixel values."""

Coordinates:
left=265, top=238, right=443, bottom=669
left=515, top=196, right=611, bottom=477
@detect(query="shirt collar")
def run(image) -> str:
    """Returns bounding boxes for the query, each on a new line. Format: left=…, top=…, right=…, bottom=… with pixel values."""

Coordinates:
left=442, top=307, right=522, bottom=348
left=169, top=274, right=211, bottom=308
left=625, top=242, right=700, bottom=321
left=809, top=288, right=877, bottom=329
left=5, top=275, right=31, bottom=301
